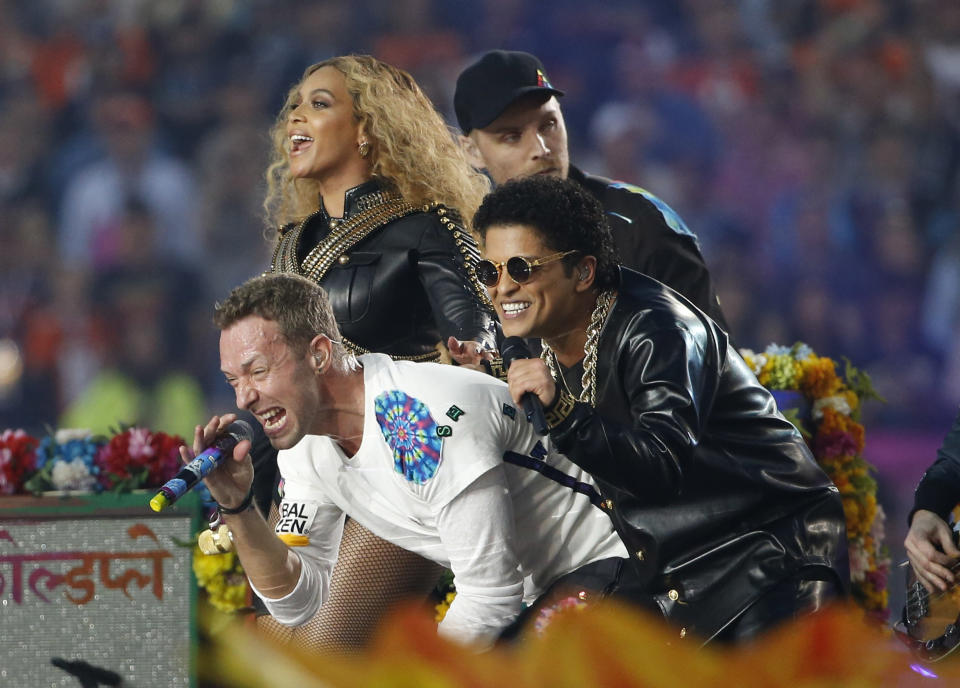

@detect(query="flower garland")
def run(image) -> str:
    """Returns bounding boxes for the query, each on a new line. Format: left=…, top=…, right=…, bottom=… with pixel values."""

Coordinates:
left=0, top=425, right=248, bottom=614
left=31, top=429, right=104, bottom=492
left=96, top=426, right=183, bottom=492
left=740, top=342, right=889, bottom=619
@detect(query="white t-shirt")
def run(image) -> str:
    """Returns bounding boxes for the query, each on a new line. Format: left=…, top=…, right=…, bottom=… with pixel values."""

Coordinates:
left=255, top=353, right=627, bottom=647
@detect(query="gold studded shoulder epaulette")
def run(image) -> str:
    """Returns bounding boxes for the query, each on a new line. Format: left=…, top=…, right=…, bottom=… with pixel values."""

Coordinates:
left=268, top=194, right=439, bottom=362
left=269, top=194, right=418, bottom=281
left=428, top=204, right=493, bottom=309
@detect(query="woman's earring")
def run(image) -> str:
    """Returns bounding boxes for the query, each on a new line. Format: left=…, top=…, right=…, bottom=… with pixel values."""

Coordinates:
left=358, top=141, right=370, bottom=158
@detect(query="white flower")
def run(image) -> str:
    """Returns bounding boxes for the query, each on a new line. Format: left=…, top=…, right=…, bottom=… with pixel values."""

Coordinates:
left=849, top=542, right=870, bottom=583
left=739, top=349, right=767, bottom=376
left=55, top=428, right=92, bottom=443
left=870, top=504, right=887, bottom=545
left=51, top=458, right=97, bottom=492
left=812, top=395, right=852, bottom=420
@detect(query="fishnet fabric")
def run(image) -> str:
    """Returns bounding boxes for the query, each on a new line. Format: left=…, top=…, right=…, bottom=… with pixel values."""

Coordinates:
left=255, top=503, right=443, bottom=652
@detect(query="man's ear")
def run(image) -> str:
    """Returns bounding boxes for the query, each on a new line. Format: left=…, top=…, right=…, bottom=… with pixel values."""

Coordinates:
left=573, top=256, right=598, bottom=292
left=309, top=334, right=334, bottom=372
left=459, top=133, right=487, bottom=171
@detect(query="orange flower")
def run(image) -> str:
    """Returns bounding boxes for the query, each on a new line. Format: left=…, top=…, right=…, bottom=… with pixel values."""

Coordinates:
left=831, top=472, right=853, bottom=494
left=799, top=357, right=843, bottom=399
left=818, top=407, right=845, bottom=434
left=817, top=409, right=865, bottom=453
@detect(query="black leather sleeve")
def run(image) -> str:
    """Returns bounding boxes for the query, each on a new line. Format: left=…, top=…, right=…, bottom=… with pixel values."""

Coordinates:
left=910, top=411, right=960, bottom=523
left=573, top=168, right=729, bottom=333
left=414, top=211, right=497, bottom=350
left=549, top=320, right=715, bottom=502
left=615, top=191, right=729, bottom=333
left=644, top=228, right=729, bottom=333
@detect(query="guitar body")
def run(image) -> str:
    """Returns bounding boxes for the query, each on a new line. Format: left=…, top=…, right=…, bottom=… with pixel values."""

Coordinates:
left=895, top=568, right=960, bottom=662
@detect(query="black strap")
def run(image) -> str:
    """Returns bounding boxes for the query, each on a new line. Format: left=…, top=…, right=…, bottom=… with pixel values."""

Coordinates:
left=503, top=450, right=605, bottom=511
left=218, top=485, right=255, bottom=515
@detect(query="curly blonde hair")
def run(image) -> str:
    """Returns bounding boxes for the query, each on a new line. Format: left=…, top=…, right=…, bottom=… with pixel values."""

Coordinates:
left=263, top=55, right=489, bottom=233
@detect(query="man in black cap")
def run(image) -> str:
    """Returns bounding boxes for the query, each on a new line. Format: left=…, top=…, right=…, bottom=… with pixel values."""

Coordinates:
left=454, top=50, right=728, bottom=329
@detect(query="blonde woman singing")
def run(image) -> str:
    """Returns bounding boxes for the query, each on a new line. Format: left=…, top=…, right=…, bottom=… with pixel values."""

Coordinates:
left=248, top=55, right=496, bottom=650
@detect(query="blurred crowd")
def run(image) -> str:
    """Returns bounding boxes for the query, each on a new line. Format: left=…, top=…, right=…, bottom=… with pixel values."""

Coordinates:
left=1, top=0, right=958, bottom=437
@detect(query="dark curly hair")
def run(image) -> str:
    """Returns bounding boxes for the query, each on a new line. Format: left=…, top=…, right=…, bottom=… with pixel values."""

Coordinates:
left=472, top=176, right=620, bottom=290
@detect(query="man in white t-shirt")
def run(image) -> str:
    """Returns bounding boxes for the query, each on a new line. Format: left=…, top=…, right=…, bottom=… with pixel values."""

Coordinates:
left=189, top=273, right=626, bottom=648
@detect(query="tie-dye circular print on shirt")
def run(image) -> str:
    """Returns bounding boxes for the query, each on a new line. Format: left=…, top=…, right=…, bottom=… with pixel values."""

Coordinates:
left=374, top=390, right=443, bottom=484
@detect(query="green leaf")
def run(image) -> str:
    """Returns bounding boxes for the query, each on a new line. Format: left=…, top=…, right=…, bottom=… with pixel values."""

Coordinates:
left=24, top=463, right=54, bottom=494
left=843, top=358, right=885, bottom=404
left=434, top=568, right=455, bottom=596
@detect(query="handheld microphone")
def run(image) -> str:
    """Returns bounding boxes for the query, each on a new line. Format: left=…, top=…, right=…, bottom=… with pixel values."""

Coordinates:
left=149, top=420, right=254, bottom=512
left=500, top=337, right=549, bottom=435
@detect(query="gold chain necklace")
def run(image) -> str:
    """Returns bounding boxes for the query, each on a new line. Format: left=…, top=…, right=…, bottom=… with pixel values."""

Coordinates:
left=540, top=289, right=616, bottom=407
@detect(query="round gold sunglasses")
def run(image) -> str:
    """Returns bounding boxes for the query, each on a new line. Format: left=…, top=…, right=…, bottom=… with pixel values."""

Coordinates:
left=476, top=250, right=578, bottom=287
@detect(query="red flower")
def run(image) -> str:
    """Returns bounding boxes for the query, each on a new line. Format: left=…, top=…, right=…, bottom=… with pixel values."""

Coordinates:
left=0, top=429, right=39, bottom=494
left=147, top=431, right=185, bottom=486
left=813, top=430, right=858, bottom=461
left=95, top=428, right=185, bottom=489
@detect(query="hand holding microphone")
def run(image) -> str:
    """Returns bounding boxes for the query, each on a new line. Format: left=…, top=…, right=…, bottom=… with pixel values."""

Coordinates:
left=501, top=337, right=552, bottom=435
left=149, top=418, right=254, bottom=512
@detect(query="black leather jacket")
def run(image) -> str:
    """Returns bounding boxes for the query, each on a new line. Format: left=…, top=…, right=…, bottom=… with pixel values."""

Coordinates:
left=269, top=180, right=496, bottom=360
left=549, top=267, right=848, bottom=642
left=570, top=166, right=729, bottom=332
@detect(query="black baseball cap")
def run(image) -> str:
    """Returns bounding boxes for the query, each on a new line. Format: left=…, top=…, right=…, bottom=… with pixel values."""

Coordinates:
left=454, top=50, right=565, bottom=133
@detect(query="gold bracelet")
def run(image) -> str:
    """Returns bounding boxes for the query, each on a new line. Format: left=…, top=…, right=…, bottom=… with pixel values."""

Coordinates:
left=544, top=389, right=578, bottom=429
left=487, top=357, right=508, bottom=381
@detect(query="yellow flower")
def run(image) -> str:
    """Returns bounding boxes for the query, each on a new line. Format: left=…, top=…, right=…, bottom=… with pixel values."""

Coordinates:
left=193, top=547, right=237, bottom=584
left=758, top=358, right=774, bottom=387
left=209, top=578, right=249, bottom=612
left=434, top=590, right=456, bottom=623
left=843, top=390, right=858, bottom=412
left=193, top=546, right=248, bottom=613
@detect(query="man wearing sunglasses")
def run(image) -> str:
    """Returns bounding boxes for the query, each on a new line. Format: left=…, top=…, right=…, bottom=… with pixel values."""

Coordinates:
left=196, top=272, right=633, bottom=649
left=453, top=49, right=728, bottom=331
left=472, top=174, right=848, bottom=644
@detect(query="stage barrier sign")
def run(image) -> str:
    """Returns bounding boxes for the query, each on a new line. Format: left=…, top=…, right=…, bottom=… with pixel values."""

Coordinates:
left=0, top=492, right=200, bottom=686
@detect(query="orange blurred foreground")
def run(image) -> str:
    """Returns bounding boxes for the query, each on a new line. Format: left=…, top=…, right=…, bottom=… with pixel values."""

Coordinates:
left=201, top=601, right=953, bottom=688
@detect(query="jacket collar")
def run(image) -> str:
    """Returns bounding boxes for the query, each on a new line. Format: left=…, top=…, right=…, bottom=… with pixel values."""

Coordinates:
left=567, top=165, right=587, bottom=185
left=319, top=178, right=385, bottom=221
